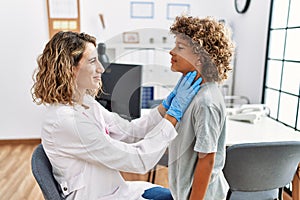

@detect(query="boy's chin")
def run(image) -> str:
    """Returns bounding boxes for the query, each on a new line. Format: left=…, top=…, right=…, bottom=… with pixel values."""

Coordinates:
left=170, top=67, right=178, bottom=72
left=170, top=67, right=183, bottom=74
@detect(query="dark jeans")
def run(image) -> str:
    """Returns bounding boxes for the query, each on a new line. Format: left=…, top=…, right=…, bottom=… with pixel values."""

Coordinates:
left=142, top=186, right=174, bottom=200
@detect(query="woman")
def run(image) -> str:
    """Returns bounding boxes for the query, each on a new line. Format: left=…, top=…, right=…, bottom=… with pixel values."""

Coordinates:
left=31, top=31, right=201, bottom=199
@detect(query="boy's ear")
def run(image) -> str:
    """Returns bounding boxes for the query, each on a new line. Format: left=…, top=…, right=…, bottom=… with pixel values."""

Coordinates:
left=194, top=59, right=202, bottom=70
left=193, top=59, right=202, bottom=77
left=196, top=59, right=202, bottom=67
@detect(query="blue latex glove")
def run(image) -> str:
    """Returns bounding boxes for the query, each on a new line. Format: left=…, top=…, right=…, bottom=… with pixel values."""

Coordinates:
left=142, top=187, right=173, bottom=200
left=162, top=76, right=184, bottom=110
left=166, top=71, right=202, bottom=122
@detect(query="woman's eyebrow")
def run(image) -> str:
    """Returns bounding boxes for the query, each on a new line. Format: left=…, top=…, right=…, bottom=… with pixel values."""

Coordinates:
left=88, top=57, right=96, bottom=61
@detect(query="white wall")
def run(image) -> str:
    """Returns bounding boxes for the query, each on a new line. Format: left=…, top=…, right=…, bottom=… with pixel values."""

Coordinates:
left=0, top=0, right=271, bottom=139
left=0, top=0, right=48, bottom=139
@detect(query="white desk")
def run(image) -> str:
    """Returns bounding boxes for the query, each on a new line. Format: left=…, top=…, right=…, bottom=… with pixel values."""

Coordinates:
left=226, top=116, right=300, bottom=146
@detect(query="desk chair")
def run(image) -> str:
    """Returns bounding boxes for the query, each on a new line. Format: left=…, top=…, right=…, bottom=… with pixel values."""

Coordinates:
left=223, top=141, right=300, bottom=200
left=31, top=144, right=64, bottom=200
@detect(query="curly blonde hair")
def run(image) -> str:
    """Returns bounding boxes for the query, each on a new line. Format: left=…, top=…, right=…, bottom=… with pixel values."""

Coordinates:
left=31, top=31, right=98, bottom=105
left=170, top=15, right=235, bottom=82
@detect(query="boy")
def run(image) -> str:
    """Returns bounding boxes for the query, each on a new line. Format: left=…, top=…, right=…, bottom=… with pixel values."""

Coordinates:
left=168, top=15, right=234, bottom=200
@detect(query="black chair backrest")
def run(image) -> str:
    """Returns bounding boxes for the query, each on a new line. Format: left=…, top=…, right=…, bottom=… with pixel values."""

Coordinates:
left=223, top=141, right=300, bottom=192
left=31, top=144, right=64, bottom=200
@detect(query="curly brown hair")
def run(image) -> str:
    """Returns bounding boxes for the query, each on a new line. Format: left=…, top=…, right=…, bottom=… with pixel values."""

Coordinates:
left=170, top=15, right=235, bottom=82
left=31, top=31, right=97, bottom=105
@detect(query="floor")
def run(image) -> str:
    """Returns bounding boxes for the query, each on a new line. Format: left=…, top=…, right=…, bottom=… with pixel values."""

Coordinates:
left=0, top=140, right=293, bottom=200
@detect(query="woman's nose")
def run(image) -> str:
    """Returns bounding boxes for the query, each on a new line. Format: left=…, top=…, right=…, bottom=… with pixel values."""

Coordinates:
left=97, top=61, right=105, bottom=73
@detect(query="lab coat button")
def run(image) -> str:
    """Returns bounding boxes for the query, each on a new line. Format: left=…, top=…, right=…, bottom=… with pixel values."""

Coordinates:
left=63, top=187, right=67, bottom=191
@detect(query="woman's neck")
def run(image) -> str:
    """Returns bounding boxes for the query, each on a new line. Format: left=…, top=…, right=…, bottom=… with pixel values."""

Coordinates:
left=73, top=95, right=89, bottom=109
left=73, top=90, right=85, bottom=105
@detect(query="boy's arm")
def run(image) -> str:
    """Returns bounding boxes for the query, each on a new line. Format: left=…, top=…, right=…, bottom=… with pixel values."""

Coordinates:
left=189, top=152, right=216, bottom=200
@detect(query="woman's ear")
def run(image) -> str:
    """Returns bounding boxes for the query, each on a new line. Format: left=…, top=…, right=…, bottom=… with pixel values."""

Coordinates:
left=72, top=66, right=78, bottom=77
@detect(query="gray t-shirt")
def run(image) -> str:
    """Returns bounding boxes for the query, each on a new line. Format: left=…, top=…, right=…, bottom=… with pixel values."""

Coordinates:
left=168, top=82, right=228, bottom=200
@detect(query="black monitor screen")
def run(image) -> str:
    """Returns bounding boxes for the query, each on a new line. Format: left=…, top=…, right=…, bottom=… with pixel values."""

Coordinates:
left=96, top=63, right=142, bottom=120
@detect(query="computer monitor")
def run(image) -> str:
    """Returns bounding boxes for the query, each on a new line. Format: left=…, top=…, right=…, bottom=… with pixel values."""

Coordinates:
left=96, top=63, right=142, bottom=120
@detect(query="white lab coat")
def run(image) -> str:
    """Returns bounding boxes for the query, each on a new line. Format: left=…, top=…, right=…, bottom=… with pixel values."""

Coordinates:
left=41, top=95, right=177, bottom=200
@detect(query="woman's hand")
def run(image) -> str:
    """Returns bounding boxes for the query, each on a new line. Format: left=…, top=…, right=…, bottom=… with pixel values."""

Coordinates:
left=166, top=71, right=202, bottom=122
left=162, top=76, right=184, bottom=110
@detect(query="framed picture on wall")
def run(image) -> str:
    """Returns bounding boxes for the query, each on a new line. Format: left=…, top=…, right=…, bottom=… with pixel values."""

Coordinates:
left=130, top=2, right=154, bottom=19
left=167, top=3, right=190, bottom=20
left=123, top=32, right=139, bottom=43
